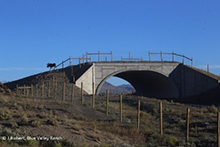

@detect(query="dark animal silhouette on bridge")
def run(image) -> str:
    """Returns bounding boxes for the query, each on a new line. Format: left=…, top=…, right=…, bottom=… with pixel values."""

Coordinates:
left=47, top=63, right=56, bottom=70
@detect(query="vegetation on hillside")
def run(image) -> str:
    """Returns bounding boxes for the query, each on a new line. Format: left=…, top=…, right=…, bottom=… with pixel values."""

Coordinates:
left=0, top=82, right=219, bottom=147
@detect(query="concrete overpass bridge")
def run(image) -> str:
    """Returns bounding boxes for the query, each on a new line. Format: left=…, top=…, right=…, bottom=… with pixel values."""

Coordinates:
left=74, top=61, right=219, bottom=98
left=59, top=51, right=218, bottom=98
left=5, top=52, right=220, bottom=99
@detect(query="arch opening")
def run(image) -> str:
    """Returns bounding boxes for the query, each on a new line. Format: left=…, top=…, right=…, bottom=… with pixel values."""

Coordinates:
left=99, top=77, right=135, bottom=94
left=97, top=70, right=179, bottom=98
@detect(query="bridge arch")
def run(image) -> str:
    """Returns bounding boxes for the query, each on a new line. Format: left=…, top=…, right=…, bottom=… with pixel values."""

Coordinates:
left=96, top=69, right=179, bottom=98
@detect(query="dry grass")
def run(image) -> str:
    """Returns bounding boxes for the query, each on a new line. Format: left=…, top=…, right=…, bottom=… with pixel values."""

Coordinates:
left=0, top=91, right=219, bottom=147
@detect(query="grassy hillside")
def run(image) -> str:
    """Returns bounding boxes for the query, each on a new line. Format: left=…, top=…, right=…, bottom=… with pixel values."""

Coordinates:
left=0, top=82, right=219, bottom=147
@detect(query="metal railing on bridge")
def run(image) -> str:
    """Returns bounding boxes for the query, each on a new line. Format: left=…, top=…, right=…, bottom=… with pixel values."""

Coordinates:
left=54, top=51, right=113, bottom=69
left=148, top=52, right=193, bottom=66
left=54, top=51, right=193, bottom=69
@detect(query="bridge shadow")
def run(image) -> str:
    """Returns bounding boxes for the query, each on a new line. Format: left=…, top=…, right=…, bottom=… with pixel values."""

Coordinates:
left=169, top=63, right=219, bottom=99
left=115, top=70, right=179, bottom=99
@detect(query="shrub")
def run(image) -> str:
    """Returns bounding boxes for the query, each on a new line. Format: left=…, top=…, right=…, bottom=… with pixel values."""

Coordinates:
left=164, top=136, right=178, bottom=146
left=102, top=143, right=110, bottom=147
left=207, top=105, right=218, bottom=113
left=0, top=108, right=12, bottom=120
left=10, top=122, right=18, bottom=128
left=152, top=108, right=158, bottom=115
left=46, top=117, right=58, bottom=126
left=31, top=119, right=42, bottom=127
left=145, top=131, right=163, bottom=145
left=21, top=114, right=29, bottom=125
left=140, top=112, right=151, bottom=118
left=27, top=140, right=40, bottom=146
left=0, top=88, right=4, bottom=93
left=5, top=88, right=12, bottom=94
left=38, top=104, right=45, bottom=110
left=54, top=142, right=62, bottom=147
left=0, top=142, right=20, bottom=147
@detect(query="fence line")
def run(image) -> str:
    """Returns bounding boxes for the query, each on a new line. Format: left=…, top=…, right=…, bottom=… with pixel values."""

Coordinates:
left=15, top=84, right=219, bottom=145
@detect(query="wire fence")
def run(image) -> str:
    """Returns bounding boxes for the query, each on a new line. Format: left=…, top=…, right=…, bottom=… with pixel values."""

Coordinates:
left=16, top=82, right=219, bottom=146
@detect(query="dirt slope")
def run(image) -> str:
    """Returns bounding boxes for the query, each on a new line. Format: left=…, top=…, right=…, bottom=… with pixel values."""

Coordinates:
left=0, top=93, right=131, bottom=147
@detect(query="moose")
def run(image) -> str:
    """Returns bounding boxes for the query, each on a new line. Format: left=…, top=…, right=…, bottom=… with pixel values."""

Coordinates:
left=47, top=63, right=56, bottom=70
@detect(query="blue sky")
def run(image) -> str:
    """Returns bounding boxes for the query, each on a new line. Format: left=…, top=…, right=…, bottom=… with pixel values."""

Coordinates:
left=0, top=0, right=220, bottom=85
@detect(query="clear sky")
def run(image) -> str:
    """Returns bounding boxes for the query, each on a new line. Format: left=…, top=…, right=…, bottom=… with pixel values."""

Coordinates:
left=0, top=0, right=220, bottom=85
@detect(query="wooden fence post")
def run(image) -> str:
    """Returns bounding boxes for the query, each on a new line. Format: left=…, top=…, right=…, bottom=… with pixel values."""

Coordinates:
left=71, top=66, right=73, bottom=76
left=71, top=66, right=75, bottom=82
left=24, top=85, right=26, bottom=96
left=22, top=86, right=24, bottom=95
left=79, top=58, right=81, bottom=68
left=17, top=86, right=19, bottom=95
left=71, top=84, right=75, bottom=104
left=81, top=82, right=84, bottom=105
left=137, top=100, right=141, bottom=132
left=18, top=86, right=21, bottom=95
left=218, top=111, right=220, bottom=147
left=120, top=95, right=123, bottom=123
left=41, top=82, right=44, bottom=98
left=98, top=51, right=100, bottom=62
left=54, top=80, right=57, bottom=99
left=21, top=86, right=23, bottom=96
left=16, top=85, right=18, bottom=95
left=160, top=101, right=163, bottom=135
left=92, top=82, right=95, bottom=109
left=31, top=84, right=33, bottom=97
left=19, top=86, right=21, bottom=95
left=186, top=108, right=190, bottom=142
left=160, top=51, right=163, bottom=61
left=27, top=86, right=29, bottom=96
left=36, top=84, right=38, bottom=98
left=47, top=82, right=50, bottom=98
left=73, top=75, right=75, bottom=83
left=62, top=81, right=65, bottom=102
left=106, top=90, right=109, bottom=116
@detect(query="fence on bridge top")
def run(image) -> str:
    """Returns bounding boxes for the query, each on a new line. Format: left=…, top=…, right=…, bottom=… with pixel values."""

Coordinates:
left=54, top=51, right=193, bottom=69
